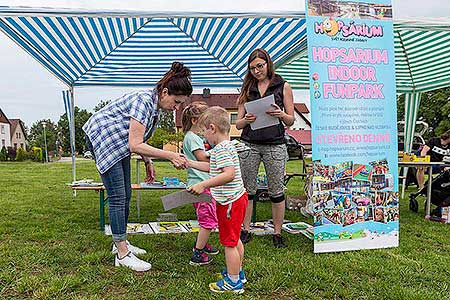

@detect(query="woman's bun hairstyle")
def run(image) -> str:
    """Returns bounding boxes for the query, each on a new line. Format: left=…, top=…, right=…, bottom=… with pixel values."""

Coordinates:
left=170, top=61, right=191, bottom=78
left=157, top=61, right=193, bottom=96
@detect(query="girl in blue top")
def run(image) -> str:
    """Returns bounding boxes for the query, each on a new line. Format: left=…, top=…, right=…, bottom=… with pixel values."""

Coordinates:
left=182, top=102, right=219, bottom=266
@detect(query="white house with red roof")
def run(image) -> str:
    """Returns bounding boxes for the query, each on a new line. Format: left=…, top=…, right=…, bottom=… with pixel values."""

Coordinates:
left=0, top=108, right=11, bottom=149
left=10, top=119, right=27, bottom=150
left=0, top=108, right=27, bottom=149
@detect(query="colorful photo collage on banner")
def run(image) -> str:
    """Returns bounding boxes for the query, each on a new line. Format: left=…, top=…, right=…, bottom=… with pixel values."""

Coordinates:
left=312, top=159, right=399, bottom=244
left=307, top=0, right=392, bottom=20
left=305, top=0, right=398, bottom=252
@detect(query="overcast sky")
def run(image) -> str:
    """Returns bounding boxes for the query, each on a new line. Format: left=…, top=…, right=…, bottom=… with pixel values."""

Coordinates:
left=1, top=0, right=449, bottom=126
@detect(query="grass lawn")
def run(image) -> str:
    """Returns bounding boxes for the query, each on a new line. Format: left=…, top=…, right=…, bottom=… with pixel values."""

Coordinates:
left=0, top=160, right=449, bottom=299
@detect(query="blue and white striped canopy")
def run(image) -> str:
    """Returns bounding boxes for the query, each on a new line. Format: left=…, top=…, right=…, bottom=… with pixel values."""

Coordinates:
left=0, top=7, right=306, bottom=87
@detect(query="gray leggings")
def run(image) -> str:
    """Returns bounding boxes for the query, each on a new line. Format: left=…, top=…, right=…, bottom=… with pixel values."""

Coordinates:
left=238, top=142, right=288, bottom=202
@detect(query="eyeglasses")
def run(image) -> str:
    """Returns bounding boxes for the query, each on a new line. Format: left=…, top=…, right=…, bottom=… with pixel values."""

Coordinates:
left=249, top=62, right=267, bottom=72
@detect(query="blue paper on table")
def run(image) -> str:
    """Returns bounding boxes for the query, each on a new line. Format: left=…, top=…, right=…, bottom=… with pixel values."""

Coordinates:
left=161, top=190, right=211, bottom=211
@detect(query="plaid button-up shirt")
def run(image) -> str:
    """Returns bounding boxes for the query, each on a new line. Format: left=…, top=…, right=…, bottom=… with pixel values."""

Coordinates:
left=83, top=89, right=160, bottom=174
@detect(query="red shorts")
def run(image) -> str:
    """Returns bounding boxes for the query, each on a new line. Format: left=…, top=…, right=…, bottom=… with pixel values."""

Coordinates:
left=216, top=192, right=248, bottom=247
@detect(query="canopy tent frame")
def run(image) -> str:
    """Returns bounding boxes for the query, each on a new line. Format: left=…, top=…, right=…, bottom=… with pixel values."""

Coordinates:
left=1, top=6, right=450, bottom=183
left=0, top=7, right=310, bottom=181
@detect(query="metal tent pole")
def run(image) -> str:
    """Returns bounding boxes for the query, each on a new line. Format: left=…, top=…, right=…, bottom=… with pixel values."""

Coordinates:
left=70, top=86, right=76, bottom=183
left=401, top=92, right=421, bottom=199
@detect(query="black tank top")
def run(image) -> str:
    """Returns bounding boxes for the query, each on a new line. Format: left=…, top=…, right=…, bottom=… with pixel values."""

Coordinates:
left=240, top=74, right=286, bottom=145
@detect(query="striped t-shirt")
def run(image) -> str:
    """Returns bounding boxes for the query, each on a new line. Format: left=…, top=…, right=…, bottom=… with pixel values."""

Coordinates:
left=209, top=140, right=245, bottom=205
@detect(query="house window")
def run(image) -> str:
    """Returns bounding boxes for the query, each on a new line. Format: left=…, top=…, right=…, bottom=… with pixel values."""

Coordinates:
left=1, top=125, right=4, bottom=134
left=14, top=143, right=17, bottom=149
left=230, top=113, right=238, bottom=125
left=20, top=143, right=24, bottom=149
left=16, top=132, right=19, bottom=139
left=19, top=132, right=21, bottom=139
left=1, top=139, right=4, bottom=147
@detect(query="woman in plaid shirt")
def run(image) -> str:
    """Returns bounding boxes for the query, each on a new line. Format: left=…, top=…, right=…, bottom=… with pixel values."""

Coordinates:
left=83, top=62, right=191, bottom=271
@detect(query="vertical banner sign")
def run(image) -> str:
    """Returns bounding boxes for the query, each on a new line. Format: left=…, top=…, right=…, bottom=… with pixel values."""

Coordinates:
left=305, top=0, right=398, bottom=253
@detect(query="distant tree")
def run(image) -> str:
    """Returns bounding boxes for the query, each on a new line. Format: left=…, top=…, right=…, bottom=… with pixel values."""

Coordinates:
left=397, top=87, right=450, bottom=140
left=147, top=128, right=184, bottom=151
left=146, top=110, right=178, bottom=149
left=57, top=107, right=92, bottom=154
left=32, top=146, right=43, bottom=162
left=28, top=119, right=57, bottom=157
left=148, top=128, right=169, bottom=149
left=94, top=100, right=111, bottom=112
left=7, top=147, right=16, bottom=161
left=15, top=147, right=26, bottom=161
left=417, top=88, right=450, bottom=139
left=157, top=110, right=176, bottom=133
left=168, top=131, right=185, bottom=151
left=0, top=146, right=7, bottom=161
left=436, top=101, right=450, bottom=135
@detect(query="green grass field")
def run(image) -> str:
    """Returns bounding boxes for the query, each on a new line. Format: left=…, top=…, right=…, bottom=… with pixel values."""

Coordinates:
left=0, top=160, right=449, bottom=299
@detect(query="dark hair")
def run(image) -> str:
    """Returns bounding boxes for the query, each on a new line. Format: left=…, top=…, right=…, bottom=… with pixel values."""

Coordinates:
left=181, top=101, right=209, bottom=132
left=156, top=62, right=193, bottom=96
left=441, top=130, right=450, bottom=141
left=237, top=48, right=275, bottom=105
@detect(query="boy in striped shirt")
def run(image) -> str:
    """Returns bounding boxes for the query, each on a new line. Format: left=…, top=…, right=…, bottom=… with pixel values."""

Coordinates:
left=187, top=106, right=248, bottom=294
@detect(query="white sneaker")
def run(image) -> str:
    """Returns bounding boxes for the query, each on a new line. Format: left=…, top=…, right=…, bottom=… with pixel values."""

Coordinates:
left=114, top=251, right=152, bottom=272
left=111, top=241, right=147, bottom=255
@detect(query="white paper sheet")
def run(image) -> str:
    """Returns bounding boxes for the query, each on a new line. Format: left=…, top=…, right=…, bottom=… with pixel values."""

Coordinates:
left=160, top=190, right=211, bottom=211
left=244, top=94, right=280, bottom=130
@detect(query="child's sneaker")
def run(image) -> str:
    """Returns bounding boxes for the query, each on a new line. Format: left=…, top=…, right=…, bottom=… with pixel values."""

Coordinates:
left=189, top=249, right=213, bottom=266
left=209, top=274, right=244, bottom=294
left=203, top=243, right=219, bottom=255
left=192, top=242, right=219, bottom=255
left=240, top=229, right=251, bottom=244
left=221, top=269, right=247, bottom=284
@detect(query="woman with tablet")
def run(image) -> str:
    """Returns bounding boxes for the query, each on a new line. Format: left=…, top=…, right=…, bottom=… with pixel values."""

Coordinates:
left=235, top=48, right=295, bottom=248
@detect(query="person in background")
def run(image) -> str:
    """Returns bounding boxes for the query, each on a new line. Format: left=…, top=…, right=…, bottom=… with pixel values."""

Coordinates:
left=416, top=130, right=450, bottom=189
left=181, top=102, right=219, bottom=266
left=235, top=48, right=295, bottom=248
left=187, top=106, right=248, bottom=294
left=83, top=62, right=191, bottom=272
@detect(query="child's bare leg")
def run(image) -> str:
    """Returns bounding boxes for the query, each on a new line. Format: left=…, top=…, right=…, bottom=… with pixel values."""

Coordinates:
left=236, top=239, right=244, bottom=267
left=417, top=167, right=425, bottom=189
left=242, top=200, right=253, bottom=231
left=195, top=227, right=211, bottom=249
left=224, top=246, right=240, bottom=276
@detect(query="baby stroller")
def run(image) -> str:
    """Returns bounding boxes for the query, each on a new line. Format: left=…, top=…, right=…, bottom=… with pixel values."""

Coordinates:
left=409, top=169, right=450, bottom=213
